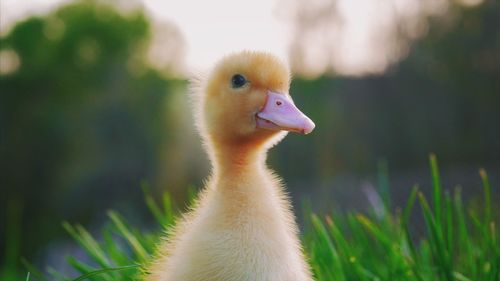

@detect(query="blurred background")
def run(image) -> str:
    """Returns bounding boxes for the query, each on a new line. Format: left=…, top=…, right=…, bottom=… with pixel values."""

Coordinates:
left=1, top=0, right=499, bottom=278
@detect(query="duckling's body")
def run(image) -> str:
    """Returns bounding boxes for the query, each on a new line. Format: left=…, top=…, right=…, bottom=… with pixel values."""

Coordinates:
left=146, top=51, right=315, bottom=281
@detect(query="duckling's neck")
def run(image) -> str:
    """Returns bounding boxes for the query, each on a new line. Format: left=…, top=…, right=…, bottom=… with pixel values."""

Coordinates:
left=211, top=144, right=266, bottom=177
left=209, top=143, right=283, bottom=221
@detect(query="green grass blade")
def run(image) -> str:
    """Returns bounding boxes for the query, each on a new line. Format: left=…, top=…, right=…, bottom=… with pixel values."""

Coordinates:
left=429, top=154, right=443, bottom=236
left=66, top=256, right=96, bottom=274
left=444, top=191, right=454, bottom=266
left=108, top=211, right=149, bottom=263
left=142, top=182, right=168, bottom=226
left=325, top=216, right=350, bottom=260
left=454, top=186, right=475, bottom=277
left=71, top=265, right=139, bottom=281
left=162, top=192, right=175, bottom=227
left=453, top=271, right=473, bottom=281
left=310, top=214, right=345, bottom=281
left=377, top=159, right=391, bottom=210
left=101, top=228, right=129, bottom=266
left=46, top=267, right=69, bottom=281
left=479, top=169, right=492, bottom=226
left=356, top=214, right=393, bottom=247
left=418, top=192, right=453, bottom=281
left=401, top=185, right=423, bottom=280
left=21, top=258, right=50, bottom=281
left=62, top=222, right=112, bottom=269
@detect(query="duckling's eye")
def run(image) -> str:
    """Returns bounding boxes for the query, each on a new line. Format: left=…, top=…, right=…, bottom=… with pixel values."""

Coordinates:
left=231, top=74, right=247, bottom=88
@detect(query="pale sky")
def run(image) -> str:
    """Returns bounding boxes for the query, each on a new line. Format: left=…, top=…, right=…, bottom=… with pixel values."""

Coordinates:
left=142, top=0, right=290, bottom=73
left=1, top=0, right=290, bottom=74
left=0, top=0, right=468, bottom=77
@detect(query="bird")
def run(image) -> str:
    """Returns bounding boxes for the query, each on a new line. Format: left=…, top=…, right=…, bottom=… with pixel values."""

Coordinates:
left=145, top=51, right=316, bottom=281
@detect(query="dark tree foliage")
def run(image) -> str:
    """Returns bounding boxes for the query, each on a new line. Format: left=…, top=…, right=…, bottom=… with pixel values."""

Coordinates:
left=274, top=0, right=500, bottom=180
left=0, top=1, right=179, bottom=270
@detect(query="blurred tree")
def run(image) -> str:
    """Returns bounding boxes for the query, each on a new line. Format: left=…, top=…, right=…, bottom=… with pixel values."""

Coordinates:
left=398, top=0, right=500, bottom=161
left=0, top=0, right=185, bottom=275
left=272, top=0, right=499, bottom=181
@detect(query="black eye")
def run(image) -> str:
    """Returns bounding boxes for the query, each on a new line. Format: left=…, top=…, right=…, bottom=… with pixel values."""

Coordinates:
left=231, top=74, right=247, bottom=88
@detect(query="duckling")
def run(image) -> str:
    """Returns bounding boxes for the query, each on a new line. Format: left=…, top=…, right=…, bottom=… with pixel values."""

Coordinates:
left=145, top=51, right=315, bottom=281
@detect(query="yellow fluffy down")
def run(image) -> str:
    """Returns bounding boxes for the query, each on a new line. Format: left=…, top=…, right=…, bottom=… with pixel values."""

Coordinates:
left=144, top=51, right=314, bottom=281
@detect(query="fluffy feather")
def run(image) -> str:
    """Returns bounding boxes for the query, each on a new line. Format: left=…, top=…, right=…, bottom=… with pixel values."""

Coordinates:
left=144, top=51, right=314, bottom=281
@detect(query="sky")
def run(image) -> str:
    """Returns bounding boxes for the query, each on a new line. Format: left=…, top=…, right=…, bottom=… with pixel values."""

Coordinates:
left=1, top=0, right=476, bottom=77
left=1, top=0, right=289, bottom=74
left=142, top=0, right=290, bottom=73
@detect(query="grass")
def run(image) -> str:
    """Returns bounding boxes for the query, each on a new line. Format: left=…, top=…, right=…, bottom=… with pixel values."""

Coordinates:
left=24, top=155, right=499, bottom=281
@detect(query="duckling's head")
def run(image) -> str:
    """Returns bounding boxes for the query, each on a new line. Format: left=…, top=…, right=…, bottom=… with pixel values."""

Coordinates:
left=196, top=51, right=315, bottom=150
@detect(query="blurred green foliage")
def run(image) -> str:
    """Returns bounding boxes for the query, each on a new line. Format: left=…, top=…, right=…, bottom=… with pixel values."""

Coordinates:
left=1, top=1, right=182, bottom=278
left=277, top=0, right=500, bottom=178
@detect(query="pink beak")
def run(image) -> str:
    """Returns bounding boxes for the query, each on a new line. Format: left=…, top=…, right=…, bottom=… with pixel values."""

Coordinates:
left=256, top=91, right=315, bottom=134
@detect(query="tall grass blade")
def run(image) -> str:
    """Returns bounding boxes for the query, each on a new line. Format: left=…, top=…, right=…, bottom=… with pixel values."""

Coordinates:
left=418, top=192, right=453, bottom=281
left=62, top=222, right=112, bottom=269
left=429, top=154, right=443, bottom=237
left=142, top=182, right=168, bottom=227
left=21, top=258, right=50, bottom=281
left=377, top=159, right=391, bottom=210
left=310, top=214, right=345, bottom=281
left=479, top=169, right=492, bottom=226
left=70, top=265, right=139, bottom=281
left=108, top=211, right=149, bottom=263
